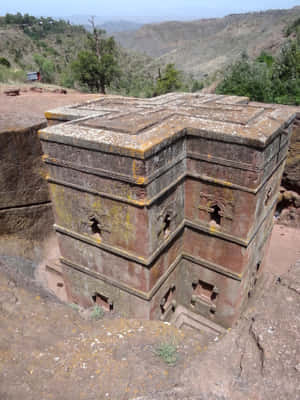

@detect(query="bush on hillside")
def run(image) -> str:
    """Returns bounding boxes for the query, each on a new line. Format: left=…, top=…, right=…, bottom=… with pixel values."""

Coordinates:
left=216, top=36, right=300, bottom=105
left=33, top=54, right=55, bottom=83
left=0, top=57, right=11, bottom=68
left=0, top=65, right=26, bottom=83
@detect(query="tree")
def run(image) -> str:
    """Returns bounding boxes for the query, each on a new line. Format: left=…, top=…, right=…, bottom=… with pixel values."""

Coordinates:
left=154, top=63, right=184, bottom=96
left=71, top=19, right=119, bottom=93
left=271, top=36, right=300, bottom=105
left=216, top=53, right=273, bottom=102
left=191, top=79, right=204, bottom=92
left=216, top=34, right=300, bottom=106
left=256, top=51, right=274, bottom=68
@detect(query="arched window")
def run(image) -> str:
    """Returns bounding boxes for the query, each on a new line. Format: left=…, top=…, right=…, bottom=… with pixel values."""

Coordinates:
left=210, top=204, right=221, bottom=226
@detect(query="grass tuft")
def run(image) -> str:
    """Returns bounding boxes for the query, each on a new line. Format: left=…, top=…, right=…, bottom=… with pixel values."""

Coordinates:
left=69, top=303, right=80, bottom=310
left=155, top=342, right=178, bottom=366
left=90, top=304, right=104, bottom=320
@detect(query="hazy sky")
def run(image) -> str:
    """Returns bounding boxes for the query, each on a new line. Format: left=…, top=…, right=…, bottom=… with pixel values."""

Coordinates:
left=1, top=0, right=299, bottom=19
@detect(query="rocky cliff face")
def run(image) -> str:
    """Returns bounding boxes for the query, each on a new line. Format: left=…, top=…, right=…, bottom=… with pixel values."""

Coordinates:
left=114, top=7, right=300, bottom=78
left=277, top=119, right=300, bottom=228
left=0, top=115, right=54, bottom=277
left=284, top=118, right=300, bottom=194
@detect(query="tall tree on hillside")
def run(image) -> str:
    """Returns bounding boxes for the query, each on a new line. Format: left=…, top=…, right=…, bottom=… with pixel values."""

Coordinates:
left=72, top=17, right=120, bottom=93
left=154, top=64, right=184, bottom=96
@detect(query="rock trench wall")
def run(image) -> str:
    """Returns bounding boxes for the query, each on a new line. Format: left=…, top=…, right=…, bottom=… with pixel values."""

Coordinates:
left=0, top=118, right=54, bottom=278
left=276, top=117, right=300, bottom=228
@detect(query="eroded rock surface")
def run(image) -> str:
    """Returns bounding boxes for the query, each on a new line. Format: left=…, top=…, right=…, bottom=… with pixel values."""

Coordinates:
left=0, top=253, right=299, bottom=400
left=283, top=118, right=300, bottom=194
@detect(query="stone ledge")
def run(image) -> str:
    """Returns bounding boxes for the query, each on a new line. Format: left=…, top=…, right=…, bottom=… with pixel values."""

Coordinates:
left=40, top=93, right=297, bottom=159
left=60, top=250, right=243, bottom=303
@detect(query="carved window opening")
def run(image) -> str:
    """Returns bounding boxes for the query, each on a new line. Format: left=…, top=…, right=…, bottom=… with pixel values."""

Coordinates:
left=89, top=216, right=102, bottom=239
left=256, top=261, right=261, bottom=273
left=92, top=292, right=113, bottom=312
left=248, top=261, right=261, bottom=298
left=192, top=280, right=218, bottom=305
left=264, top=188, right=272, bottom=206
left=211, top=291, right=218, bottom=302
left=160, top=285, right=176, bottom=314
left=253, top=262, right=261, bottom=288
left=210, top=205, right=221, bottom=226
left=163, top=214, right=171, bottom=238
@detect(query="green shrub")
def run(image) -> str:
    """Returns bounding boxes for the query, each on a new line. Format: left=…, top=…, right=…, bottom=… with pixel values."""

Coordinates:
left=33, top=54, right=55, bottom=83
left=90, top=305, right=104, bottom=320
left=0, top=57, right=11, bottom=68
left=216, top=54, right=273, bottom=102
left=216, top=36, right=300, bottom=106
left=69, top=303, right=80, bottom=310
left=191, top=79, right=204, bottom=92
left=13, top=69, right=26, bottom=82
left=0, top=65, right=26, bottom=83
left=0, top=66, right=10, bottom=82
left=155, top=342, right=178, bottom=365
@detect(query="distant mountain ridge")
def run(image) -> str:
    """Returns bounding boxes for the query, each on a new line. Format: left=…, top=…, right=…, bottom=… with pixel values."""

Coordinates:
left=81, top=20, right=143, bottom=34
left=98, top=20, right=143, bottom=34
left=113, top=7, right=300, bottom=79
left=64, top=15, right=169, bottom=26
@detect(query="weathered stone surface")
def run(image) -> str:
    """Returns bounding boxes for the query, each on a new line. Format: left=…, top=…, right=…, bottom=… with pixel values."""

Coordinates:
left=282, top=117, right=300, bottom=193
left=0, top=115, right=50, bottom=208
left=0, top=116, right=54, bottom=277
left=40, top=93, right=297, bottom=329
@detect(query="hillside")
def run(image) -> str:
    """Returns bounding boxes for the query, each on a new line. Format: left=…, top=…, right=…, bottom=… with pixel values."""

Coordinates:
left=0, top=17, right=87, bottom=73
left=114, top=6, right=300, bottom=78
left=0, top=14, right=162, bottom=96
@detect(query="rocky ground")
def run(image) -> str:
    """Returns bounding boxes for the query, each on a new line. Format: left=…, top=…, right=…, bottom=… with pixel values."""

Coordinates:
left=0, top=225, right=299, bottom=400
